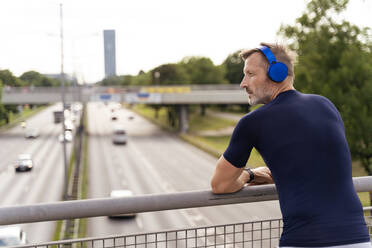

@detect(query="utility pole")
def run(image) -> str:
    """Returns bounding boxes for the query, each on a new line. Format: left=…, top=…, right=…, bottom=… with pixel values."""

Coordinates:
left=60, top=3, right=68, bottom=200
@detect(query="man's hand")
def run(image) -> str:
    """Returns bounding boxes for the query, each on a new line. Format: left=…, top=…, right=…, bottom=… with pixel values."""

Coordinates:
left=248, top=167, right=274, bottom=185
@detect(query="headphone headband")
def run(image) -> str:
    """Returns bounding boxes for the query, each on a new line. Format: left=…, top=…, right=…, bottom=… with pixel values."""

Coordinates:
left=258, top=46, right=277, bottom=64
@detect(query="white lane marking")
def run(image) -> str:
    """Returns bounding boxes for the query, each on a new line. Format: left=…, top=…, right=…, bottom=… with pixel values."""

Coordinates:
left=135, top=215, right=144, bottom=230
left=128, top=141, right=214, bottom=226
left=127, top=138, right=235, bottom=246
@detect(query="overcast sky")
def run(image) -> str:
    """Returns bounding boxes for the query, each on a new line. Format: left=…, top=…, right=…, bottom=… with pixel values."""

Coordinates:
left=0, top=0, right=370, bottom=83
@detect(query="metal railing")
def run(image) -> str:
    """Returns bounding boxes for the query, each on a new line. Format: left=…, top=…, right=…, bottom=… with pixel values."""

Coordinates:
left=1, top=176, right=371, bottom=248
left=9, top=216, right=372, bottom=248
left=11, top=219, right=284, bottom=248
left=1, top=176, right=371, bottom=226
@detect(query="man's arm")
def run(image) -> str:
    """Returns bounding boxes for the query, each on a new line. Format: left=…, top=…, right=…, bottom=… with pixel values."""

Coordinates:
left=210, top=155, right=274, bottom=194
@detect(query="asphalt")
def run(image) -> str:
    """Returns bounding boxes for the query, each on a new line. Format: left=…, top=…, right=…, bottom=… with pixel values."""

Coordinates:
left=86, top=102, right=281, bottom=239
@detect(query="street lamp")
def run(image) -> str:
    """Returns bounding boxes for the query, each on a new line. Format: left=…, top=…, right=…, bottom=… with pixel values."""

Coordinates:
left=60, top=3, right=69, bottom=200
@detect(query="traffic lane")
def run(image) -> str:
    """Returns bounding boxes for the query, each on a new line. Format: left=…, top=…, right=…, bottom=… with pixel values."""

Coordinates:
left=0, top=105, right=71, bottom=205
left=127, top=134, right=281, bottom=223
left=114, top=106, right=281, bottom=223
left=0, top=104, right=73, bottom=243
left=0, top=104, right=64, bottom=172
left=87, top=103, right=280, bottom=238
left=120, top=107, right=282, bottom=223
left=87, top=105, right=141, bottom=237
left=20, top=138, right=67, bottom=243
left=87, top=103, right=193, bottom=237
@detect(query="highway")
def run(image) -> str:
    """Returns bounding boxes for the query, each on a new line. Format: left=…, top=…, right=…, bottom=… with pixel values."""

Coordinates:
left=0, top=104, right=73, bottom=243
left=87, top=102, right=281, bottom=238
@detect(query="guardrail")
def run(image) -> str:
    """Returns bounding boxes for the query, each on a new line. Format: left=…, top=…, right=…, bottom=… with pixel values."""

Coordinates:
left=0, top=176, right=371, bottom=225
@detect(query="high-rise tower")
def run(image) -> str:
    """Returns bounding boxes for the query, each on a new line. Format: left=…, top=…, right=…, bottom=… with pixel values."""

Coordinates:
left=103, top=30, right=116, bottom=78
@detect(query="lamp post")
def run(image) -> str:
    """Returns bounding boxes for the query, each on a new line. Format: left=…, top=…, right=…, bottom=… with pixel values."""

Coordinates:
left=60, top=3, right=68, bottom=200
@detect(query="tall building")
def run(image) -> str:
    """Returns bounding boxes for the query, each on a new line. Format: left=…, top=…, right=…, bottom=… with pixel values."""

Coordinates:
left=103, top=30, right=117, bottom=78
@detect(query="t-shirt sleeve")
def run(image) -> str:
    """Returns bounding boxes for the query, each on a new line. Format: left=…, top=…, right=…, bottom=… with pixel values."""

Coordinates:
left=223, top=115, right=256, bottom=168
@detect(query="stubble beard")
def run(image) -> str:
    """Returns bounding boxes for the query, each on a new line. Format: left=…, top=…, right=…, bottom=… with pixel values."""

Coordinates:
left=247, top=81, right=273, bottom=106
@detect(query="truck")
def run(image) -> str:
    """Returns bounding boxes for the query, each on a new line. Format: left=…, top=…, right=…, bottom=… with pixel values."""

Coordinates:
left=53, top=111, right=63, bottom=124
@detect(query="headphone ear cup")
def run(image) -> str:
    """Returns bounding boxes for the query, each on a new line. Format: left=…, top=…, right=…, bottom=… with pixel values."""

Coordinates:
left=267, top=62, right=288, bottom=83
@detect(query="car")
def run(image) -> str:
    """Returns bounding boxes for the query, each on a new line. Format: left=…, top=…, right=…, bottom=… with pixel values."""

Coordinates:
left=111, top=114, right=118, bottom=121
left=0, top=226, right=27, bottom=247
left=15, top=154, right=33, bottom=172
left=64, top=120, right=74, bottom=131
left=25, top=128, right=39, bottom=139
left=128, top=115, right=134, bottom=120
left=108, top=190, right=136, bottom=218
left=59, top=130, right=73, bottom=143
left=112, top=126, right=127, bottom=145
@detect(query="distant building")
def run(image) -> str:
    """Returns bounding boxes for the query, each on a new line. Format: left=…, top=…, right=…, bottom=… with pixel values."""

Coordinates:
left=103, top=30, right=117, bottom=78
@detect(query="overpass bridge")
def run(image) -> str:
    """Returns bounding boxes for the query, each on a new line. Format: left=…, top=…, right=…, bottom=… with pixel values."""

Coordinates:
left=1, top=85, right=247, bottom=104
left=1, top=85, right=249, bottom=132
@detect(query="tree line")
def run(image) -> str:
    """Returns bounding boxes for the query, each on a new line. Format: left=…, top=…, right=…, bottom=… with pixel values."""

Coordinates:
left=0, top=70, right=66, bottom=124
left=98, top=54, right=243, bottom=86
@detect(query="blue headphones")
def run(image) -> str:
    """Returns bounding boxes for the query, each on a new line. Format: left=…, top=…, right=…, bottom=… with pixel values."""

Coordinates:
left=258, top=46, right=288, bottom=83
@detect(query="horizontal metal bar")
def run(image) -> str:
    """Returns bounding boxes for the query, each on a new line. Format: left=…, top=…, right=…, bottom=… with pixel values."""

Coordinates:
left=0, top=176, right=371, bottom=225
left=363, top=206, right=372, bottom=211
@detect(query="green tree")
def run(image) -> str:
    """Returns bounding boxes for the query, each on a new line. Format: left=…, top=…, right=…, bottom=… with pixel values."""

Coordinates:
left=0, top=80, right=8, bottom=124
left=151, top=63, right=190, bottom=85
left=0, top=70, right=24, bottom=86
left=222, top=50, right=244, bottom=84
left=20, top=71, right=58, bottom=87
left=180, top=56, right=227, bottom=84
left=132, top=71, right=151, bottom=85
left=0, top=70, right=23, bottom=116
left=279, top=0, right=372, bottom=176
left=98, top=76, right=123, bottom=86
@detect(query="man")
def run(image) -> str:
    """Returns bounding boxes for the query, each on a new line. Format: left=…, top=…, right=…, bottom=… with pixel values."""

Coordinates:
left=210, top=43, right=370, bottom=247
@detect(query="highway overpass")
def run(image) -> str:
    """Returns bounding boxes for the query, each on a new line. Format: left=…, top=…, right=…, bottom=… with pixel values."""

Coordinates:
left=1, top=85, right=249, bottom=133
left=1, top=85, right=248, bottom=104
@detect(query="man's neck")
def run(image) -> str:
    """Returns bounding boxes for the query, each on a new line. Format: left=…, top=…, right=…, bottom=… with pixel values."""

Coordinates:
left=269, top=84, right=295, bottom=102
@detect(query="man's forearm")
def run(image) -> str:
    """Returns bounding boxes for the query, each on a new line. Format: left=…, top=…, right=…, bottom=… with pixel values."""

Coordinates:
left=213, top=171, right=250, bottom=194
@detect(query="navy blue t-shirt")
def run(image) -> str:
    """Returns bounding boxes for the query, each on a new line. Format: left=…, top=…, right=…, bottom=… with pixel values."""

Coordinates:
left=224, top=90, right=369, bottom=247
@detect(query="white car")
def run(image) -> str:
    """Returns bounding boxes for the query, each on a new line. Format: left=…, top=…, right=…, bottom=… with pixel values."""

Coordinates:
left=0, top=226, right=27, bottom=247
left=59, top=131, right=73, bottom=143
left=15, top=154, right=33, bottom=172
left=112, top=126, right=127, bottom=145
left=108, top=190, right=136, bottom=218
left=64, top=120, right=74, bottom=131
left=25, top=128, right=39, bottom=139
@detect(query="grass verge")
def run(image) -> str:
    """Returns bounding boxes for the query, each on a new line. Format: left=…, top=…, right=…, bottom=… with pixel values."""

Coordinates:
left=0, top=105, right=48, bottom=131
left=78, top=105, right=89, bottom=238
left=52, top=106, right=87, bottom=241
left=131, top=105, right=177, bottom=132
